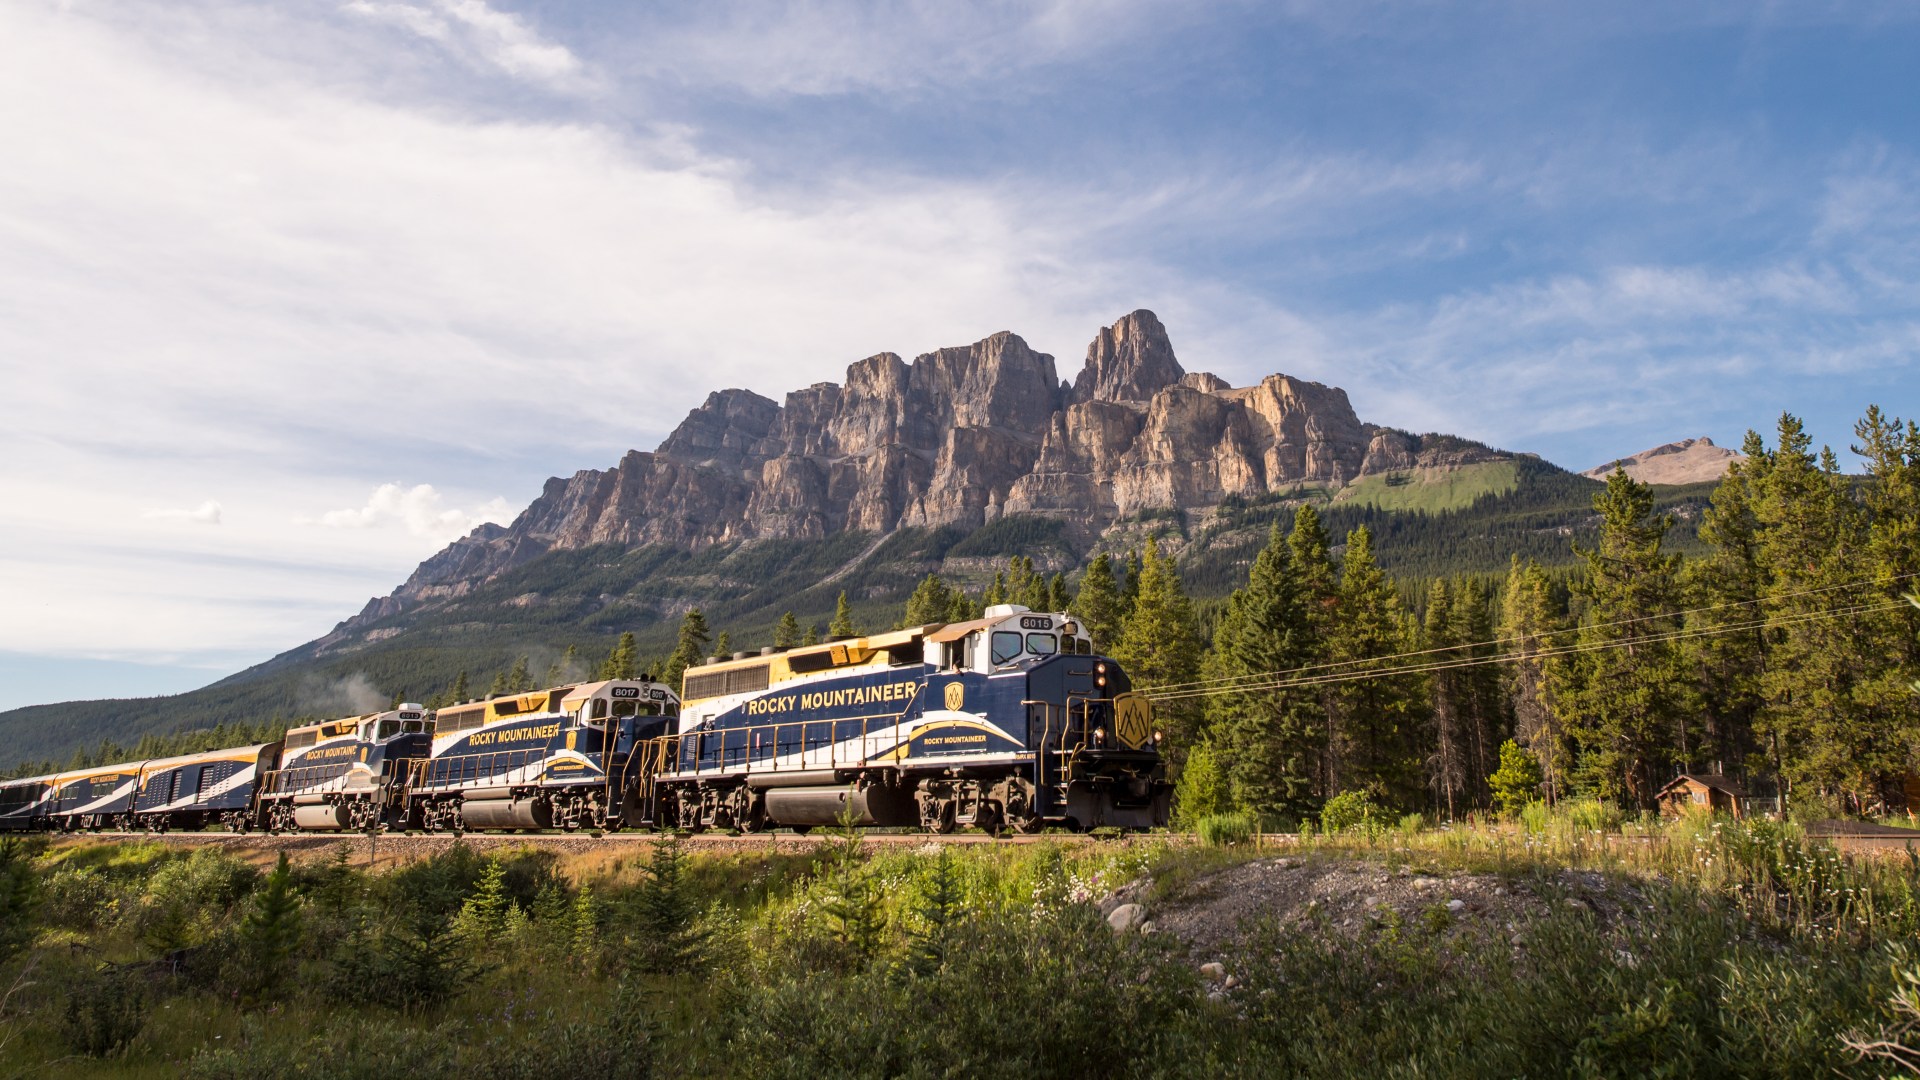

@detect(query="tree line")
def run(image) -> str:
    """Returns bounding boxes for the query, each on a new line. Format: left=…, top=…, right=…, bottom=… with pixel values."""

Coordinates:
left=1169, top=410, right=1920, bottom=820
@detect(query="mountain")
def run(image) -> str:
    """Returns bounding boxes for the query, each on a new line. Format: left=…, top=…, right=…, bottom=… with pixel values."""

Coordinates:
left=326, top=310, right=1506, bottom=646
left=8, top=310, right=1723, bottom=770
left=1583, top=437, right=1744, bottom=486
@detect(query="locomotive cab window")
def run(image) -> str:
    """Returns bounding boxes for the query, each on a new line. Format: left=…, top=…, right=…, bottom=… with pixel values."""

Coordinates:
left=375, top=719, right=400, bottom=740
left=990, top=631, right=1024, bottom=665
left=590, top=699, right=610, bottom=722
left=1026, top=633, right=1058, bottom=656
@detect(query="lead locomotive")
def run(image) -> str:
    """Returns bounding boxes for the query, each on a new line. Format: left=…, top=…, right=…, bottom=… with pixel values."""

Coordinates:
left=644, top=605, right=1171, bottom=834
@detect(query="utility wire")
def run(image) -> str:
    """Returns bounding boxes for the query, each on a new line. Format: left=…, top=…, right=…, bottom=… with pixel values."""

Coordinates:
left=1141, top=570, right=1920, bottom=698
left=1145, top=597, right=1907, bottom=704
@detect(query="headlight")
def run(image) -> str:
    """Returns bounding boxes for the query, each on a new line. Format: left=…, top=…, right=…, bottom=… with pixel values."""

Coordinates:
left=1093, top=726, right=1107, bottom=746
left=1096, top=662, right=1107, bottom=674
left=1095, top=675, right=1107, bottom=687
left=1152, top=730, right=1163, bottom=745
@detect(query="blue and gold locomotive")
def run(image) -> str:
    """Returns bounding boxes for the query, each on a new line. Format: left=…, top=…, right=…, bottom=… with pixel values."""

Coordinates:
left=413, top=678, right=677, bottom=833
left=648, top=605, right=1170, bottom=833
left=259, top=705, right=431, bottom=833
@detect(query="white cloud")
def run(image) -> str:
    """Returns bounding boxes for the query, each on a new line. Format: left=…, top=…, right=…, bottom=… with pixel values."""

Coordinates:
left=306, top=484, right=512, bottom=542
left=142, top=500, right=223, bottom=525
left=343, top=0, right=591, bottom=93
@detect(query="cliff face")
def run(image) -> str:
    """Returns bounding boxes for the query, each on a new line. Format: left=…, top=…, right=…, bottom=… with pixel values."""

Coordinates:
left=344, top=309, right=1505, bottom=627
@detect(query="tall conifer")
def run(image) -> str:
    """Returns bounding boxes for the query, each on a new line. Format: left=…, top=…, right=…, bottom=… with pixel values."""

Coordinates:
left=1554, top=470, right=1696, bottom=806
left=1074, top=554, right=1124, bottom=649
left=1113, top=537, right=1204, bottom=746
left=1205, top=524, right=1324, bottom=818
left=1327, top=526, right=1424, bottom=805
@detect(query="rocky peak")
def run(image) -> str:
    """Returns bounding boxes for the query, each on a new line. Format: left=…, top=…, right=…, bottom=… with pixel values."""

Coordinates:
left=656, top=388, right=779, bottom=472
left=1583, top=437, right=1744, bottom=485
left=1068, top=309, right=1184, bottom=406
left=337, top=309, right=1521, bottom=636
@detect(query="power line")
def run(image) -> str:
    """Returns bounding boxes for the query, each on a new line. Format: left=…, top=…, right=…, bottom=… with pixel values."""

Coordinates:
left=1146, top=597, right=1907, bottom=704
left=1141, top=570, right=1920, bottom=698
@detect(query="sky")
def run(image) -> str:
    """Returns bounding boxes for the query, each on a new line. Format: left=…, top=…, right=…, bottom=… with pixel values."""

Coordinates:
left=2, top=1, right=1916, bottom=710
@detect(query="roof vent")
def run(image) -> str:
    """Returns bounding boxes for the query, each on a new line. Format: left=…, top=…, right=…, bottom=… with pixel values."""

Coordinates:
left=984, top=603, right=1031, bottom=618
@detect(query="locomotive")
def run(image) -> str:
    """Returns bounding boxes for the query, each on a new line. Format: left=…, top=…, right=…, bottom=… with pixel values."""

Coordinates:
left=412, top=678, right=676, bottom=833
left=259, top=705, right=431, bottom=833
left=645, top=604, right=1170, bottom=834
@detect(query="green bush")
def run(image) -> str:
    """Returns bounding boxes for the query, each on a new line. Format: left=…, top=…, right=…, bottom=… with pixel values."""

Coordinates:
left=61, top=966, right=148, bottom=1058
left=1172, top=740, right=1229, bottom=828
left=1195, top=813, right=1255, bottom=847
left=726, top=905, right=1204, bottom=1079
left=1319, top=791, right=1393, bottom=835
left=1488, top=738, right=1544, bottom=816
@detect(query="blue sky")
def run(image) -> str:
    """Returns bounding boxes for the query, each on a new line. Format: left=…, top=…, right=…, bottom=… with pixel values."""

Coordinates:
left=1, top=1, right=1916, bottom=710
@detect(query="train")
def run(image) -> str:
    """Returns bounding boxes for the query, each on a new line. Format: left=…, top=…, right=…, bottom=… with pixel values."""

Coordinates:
left=0, top=606, right=1170, bottom=835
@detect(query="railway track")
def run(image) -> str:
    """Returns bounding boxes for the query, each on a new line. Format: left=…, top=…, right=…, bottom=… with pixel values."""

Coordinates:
left=40, top=828, right=1132, bottom=864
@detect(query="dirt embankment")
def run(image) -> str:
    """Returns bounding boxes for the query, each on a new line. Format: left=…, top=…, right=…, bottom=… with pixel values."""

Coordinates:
left=1104, top=855, right=1652, bottom=965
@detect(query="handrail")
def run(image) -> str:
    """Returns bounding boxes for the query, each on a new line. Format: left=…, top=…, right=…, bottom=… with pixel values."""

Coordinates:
left=656, top=682, right=927, bottom=780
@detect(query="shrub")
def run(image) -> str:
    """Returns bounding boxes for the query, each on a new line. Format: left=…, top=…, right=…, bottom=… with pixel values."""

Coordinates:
left=61, top=966, right=147, bottom=1058
left=1488, top=738, right=1544, bottom=816
left=1194, top=813, right=1254, bottom=847
left=1172, top=741, right=1228, bottom=828
left=1320, top=791, right=1392, bottom=835
left=0, top=836, right=42, bottom=959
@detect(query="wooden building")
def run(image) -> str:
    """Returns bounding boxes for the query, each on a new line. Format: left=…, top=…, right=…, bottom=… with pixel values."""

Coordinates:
left=1656, top=774, right=1746, bottom=818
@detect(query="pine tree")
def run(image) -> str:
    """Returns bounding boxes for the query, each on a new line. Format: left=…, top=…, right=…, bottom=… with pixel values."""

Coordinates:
left=946, top=587, right=976, bottom=623
left=983, top=571, right=1007, bottom=608
left=449, top=670, right=469, bottom=704
left=1501, top=556, right=1566, bottom=802
left=1119, top=550, right=1143, bottom=619
left=1204, top=523, right=1323, bottom=818
left=632, top=837, right=703, bottom=973
left=1488, top=738, right=1544, bottom=816
left=1422, top=579, right=1468, bottom=819
left=660, top=611, right=712, bottom=693
left=1554, top=470, right=1697, bottom=807
left=1113, top=537, right=1203, bottom=746
left=487, top=670, right=509, bottom=698
left=1326, top=525, right=1425, bottom=806
left=241, top=852, right=303, bottom=998
left=902, top=849, right=963, bottom=977
left=1853, top=407, right=1920, bottom=780
left=714, top=631, right=733, bottom=660
left=1019, top=558, right=1050, bottom=611
left=1047, top=572, right=1071, bottom=614
left=1449, top=577, right=1506, bottom=801
left=1287, top=505, right=1341, bottom=792
left=1073, top=553, right=1124, bottom=650
left=507, top=655, right=532, bottom=693
left=774, top=611, right=801, bottom=649
left=1172, top=739, right=1230, bottom=827
left=904, top=575, right=957, bottom=627
left=1753, top=414, right=1886, bottom=807
left=828, top=591, right=857, bottom=639
left=458, top=856, right=516, bottom=940
left=603, top=632, right=639, bottom=681
left=1686, top=438, right=1770, bottom=774
left=803, top=624, right=820, bottom=647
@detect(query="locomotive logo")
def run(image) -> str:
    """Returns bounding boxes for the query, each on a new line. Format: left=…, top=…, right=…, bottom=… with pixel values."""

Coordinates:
left=943, top=681, right=965, bottom=712
left=1114, top=693, right=1152, bottom=749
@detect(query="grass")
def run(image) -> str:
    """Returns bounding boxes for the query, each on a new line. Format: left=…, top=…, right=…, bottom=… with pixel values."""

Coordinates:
left=1332, top=460, right=1521, bottom=512
left=7, top=812, right=1920, bottom=1078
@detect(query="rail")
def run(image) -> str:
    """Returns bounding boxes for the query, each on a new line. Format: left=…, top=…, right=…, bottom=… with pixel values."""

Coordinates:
left=403, top=748, right=554, bottom=793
